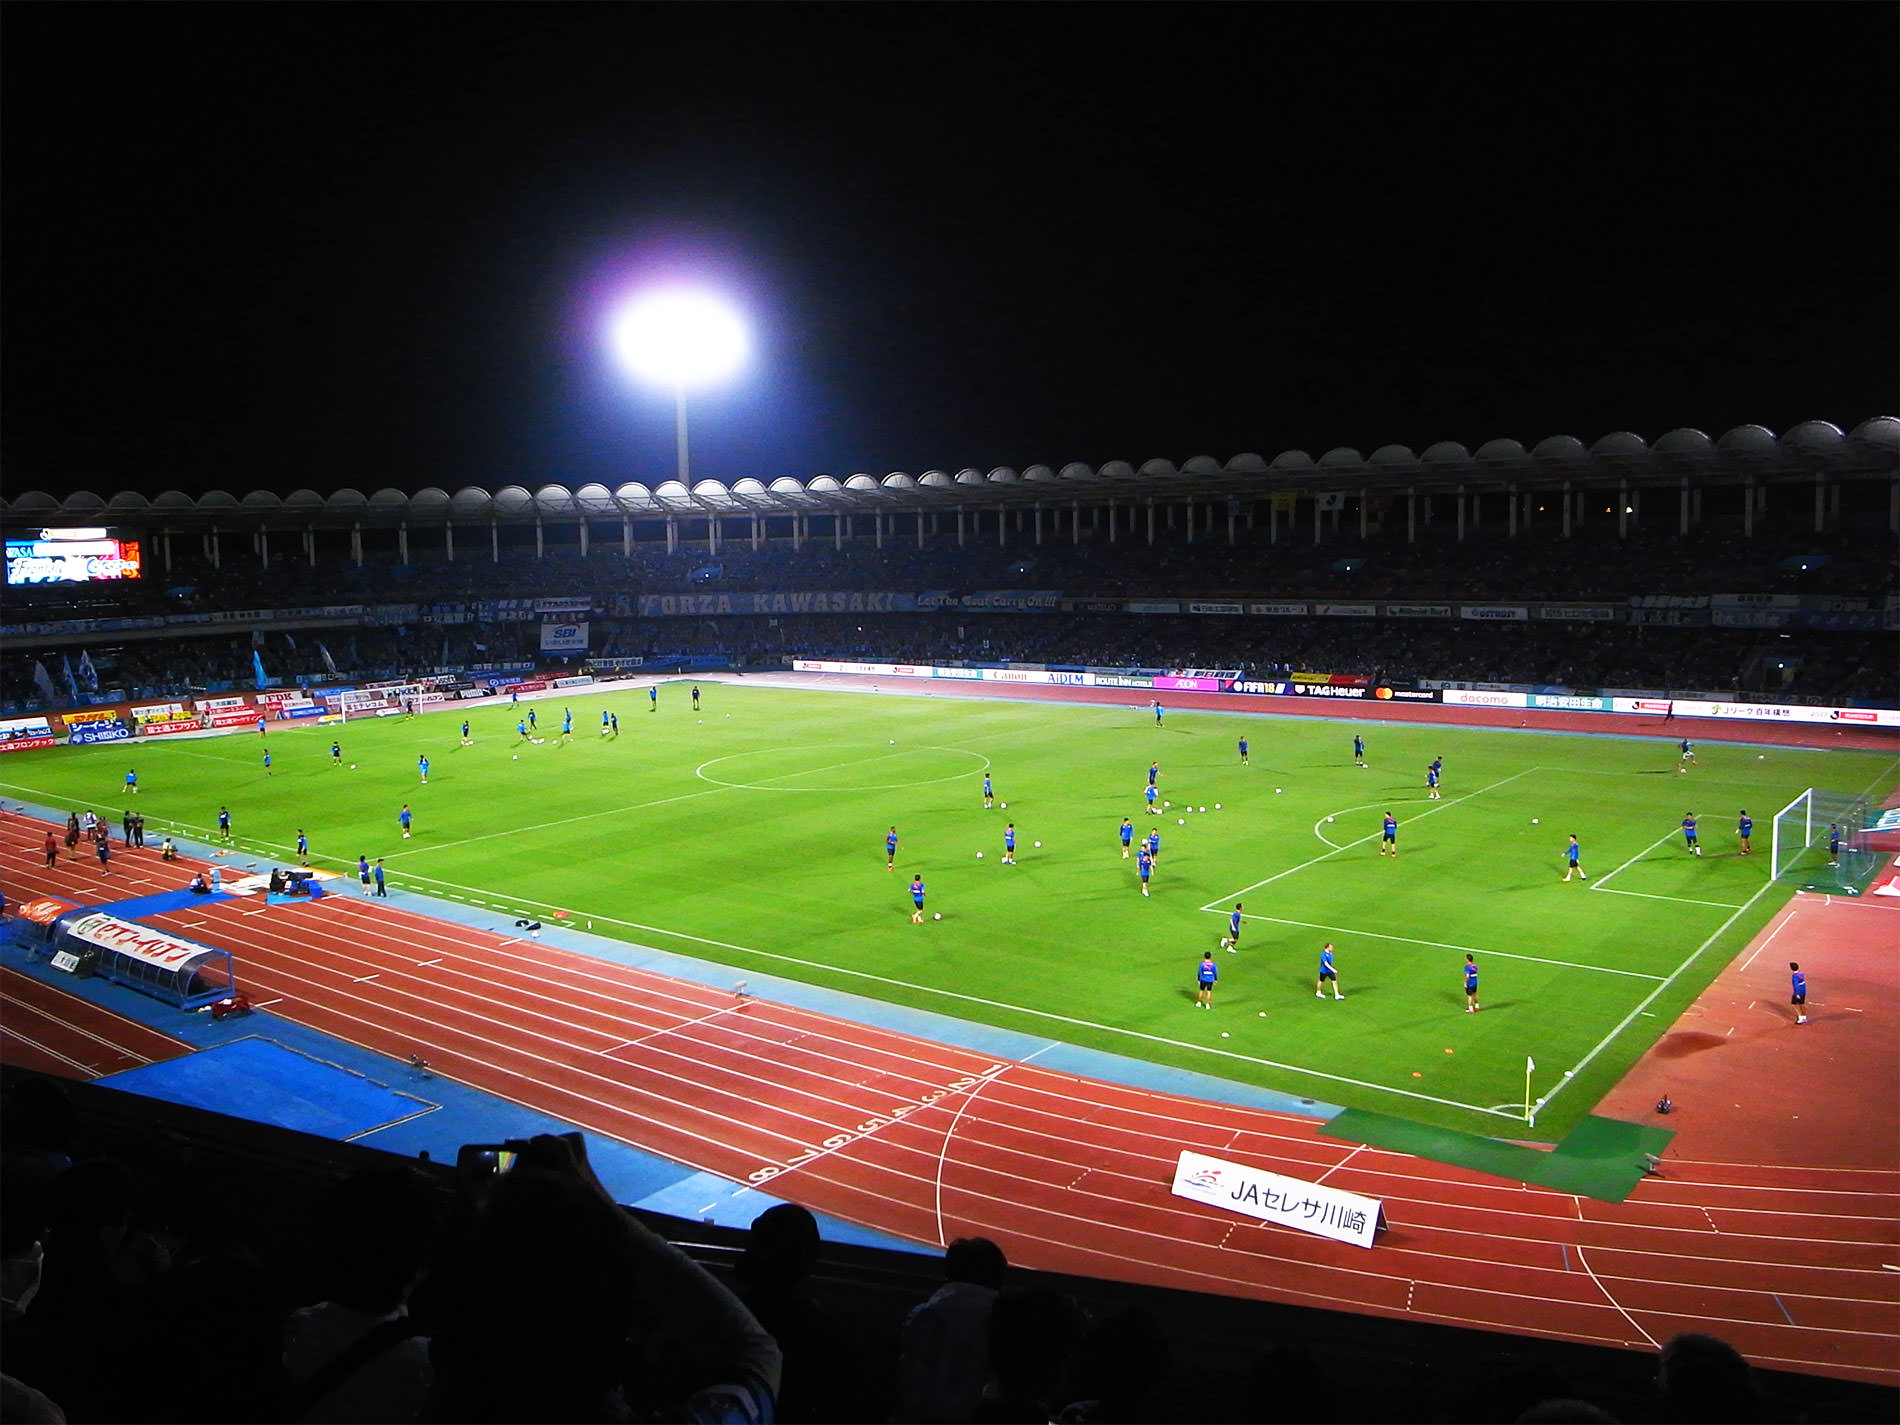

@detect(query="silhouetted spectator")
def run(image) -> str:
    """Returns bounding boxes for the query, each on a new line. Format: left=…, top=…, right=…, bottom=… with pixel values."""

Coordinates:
left=419, top=1134, right=779, bottom=1423
left=283, top=1164, right=442, bottom=1422
left=1054, top=1307, right=1173, bottom=1423
left=2, top=1080, right=74, bottom=1194
left=729, top=1203, right=857, bottom=1423
left=1655, top=1332, right=1761, bottom=1423
left=1243, top=1344, right=1337, bottom=1424
left=129, top=1246, right=290, bottom=1423
left=894, top=1236, right=1008, bottom=1423
left=973, top=1286, right=1084, bottom=1423
left=1517, top=1400, right=1619, bottom=1423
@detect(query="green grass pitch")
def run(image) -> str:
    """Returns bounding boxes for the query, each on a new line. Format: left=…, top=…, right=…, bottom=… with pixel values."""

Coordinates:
left=7, top=684, right=1895, bottom=1140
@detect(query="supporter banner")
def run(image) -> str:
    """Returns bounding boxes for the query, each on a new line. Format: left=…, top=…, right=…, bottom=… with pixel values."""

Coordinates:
left=552, top=675, right=595, bottom=689
left=1124, top=602, right=1182, bottom=614
left=1069, top=600, right=1123, bottom=614
left=1533, top=604, right=1618, bottom=622
left=1460, top=605, right=1529, bottom=621
left=196, top=696, right=248, bottom=711
left=1, top=716, right=56, bottom=746
left=539, top=621, right=589, bottom=653
left=130, top=701, right=189, bottom=720
left=1171, top=1150, right=1383, bottom=1249
left=1188, top=602, right=1243, bottom=615
left=1386, top=603, right=1453, bottom=618
left=958, top=590, right=1061, bottom=611
left=69, top=719, right=133, bottom=745
left=1442, top=689, right=1530, bottom=709
left=585, top=657, right=646, bottom=671
left=1314, top=603, right=1376, bottom=617
left=204, top=708, right=260, bottom=728
left=139, top=717, right=204, bottom=737
left=533, top=597, right=593, bottom=614
left=1247, top=602, right=1310, bottom=616
left=640, top=591, right=919, bottom=617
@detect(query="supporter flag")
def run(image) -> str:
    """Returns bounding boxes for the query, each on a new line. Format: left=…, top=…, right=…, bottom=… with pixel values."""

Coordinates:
left=318, top=641, right=339, bottom=676
left=1316, top=492, right=1346, bottom=513
left=32, top=660, right=59, bottom=704
left=253, top=650, right=269, bottom=690
left=1269, top=491, right=1299, bottom=514
left=77, top=649, right=99, bottom=693
left=60, top=654, right=79, bottom=700
left=284, top=632, right=298, bottom=651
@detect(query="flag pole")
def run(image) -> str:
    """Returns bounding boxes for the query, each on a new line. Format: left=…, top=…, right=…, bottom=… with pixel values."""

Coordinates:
left=1524, top=1056, right=1535, bottom=1126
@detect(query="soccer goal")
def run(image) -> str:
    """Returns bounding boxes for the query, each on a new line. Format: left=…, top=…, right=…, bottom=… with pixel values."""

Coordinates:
left=1770, top=788, right=1878, bottom=893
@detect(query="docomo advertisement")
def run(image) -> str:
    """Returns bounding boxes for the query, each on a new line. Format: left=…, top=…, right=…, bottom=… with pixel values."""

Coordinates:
left=1171, top=1150, right=1384, bottom=1249
left=0, top=716, right=56, bottom=752
left=60, top=911, right=217, bottom=970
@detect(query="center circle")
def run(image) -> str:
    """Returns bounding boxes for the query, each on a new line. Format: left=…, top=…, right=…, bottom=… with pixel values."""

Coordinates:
left=696, top=744, right=990, bottom=793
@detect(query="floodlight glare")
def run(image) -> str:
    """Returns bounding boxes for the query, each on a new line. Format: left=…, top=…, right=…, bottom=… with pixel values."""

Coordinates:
left=608, top=290, right=747, bottom=391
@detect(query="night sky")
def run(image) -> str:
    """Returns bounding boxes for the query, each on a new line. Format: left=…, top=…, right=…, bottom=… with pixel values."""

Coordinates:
left=4, top=3, right=1894, bottom=502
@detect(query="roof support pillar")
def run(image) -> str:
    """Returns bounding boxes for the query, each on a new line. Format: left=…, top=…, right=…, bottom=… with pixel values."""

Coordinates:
left=1073, top=499, right=1082, bottom=546
left=1228, top=501, right=1238, bottom=547
left=1508, top=485, right=1518, bottom=537
left=579, top=519, right=589, bottom=559
left=490, top=521, right=499, bottom=563
left=1742, top=478, right=1754, bottom=537
left=535, top=518, right=544, bottom=559
left=1678, top=478, right=1689, bottom=537
left=1406, top=491, right=1416, bottom=545
left=917, top=509, right=925, bottom=550
left=623, top=516, right=633, bottom=558
left=1186, top=500, right=1194, bottom=546
left=1562, top=480, right=1573, bottom=538
left=1268, top=500, right=1277, bottom=546
left=399, top=522, right=409, bottom=565
left=1106, top=499, right=1115, bottom=545
left=348, top=525, right=360, bottom=568
left=257, top=528, right=269, bottom=568
left=1034, top=503, right=1044, bottom=546
left=1456, top=486, right=1466, bottom=543
left=957, top=508, right=966, bottom=547
left=1618, top=481, right=1629, bottom=539
left=446, top=523, right=455, bottom=564
left=163, top=531, right=174, bottom=572
left=1359, top=489, right=1369, bottom=541
left=666, top=517, right=677, bottom=554
left=756, top=514, right=765, bottom=553
left=1891, top=477, right=1900, bottom=534
left=792, top=513, right=803, bottom=552
left=835, top=511, right=843, bottom=551
left=1313, top=493, right=1322, bottom=545
left=1813, top=471, right=1826, bottom=533
left=873, top=510, right=883, bottom=550
left=1146, top=502, right=1155, bottom=547
left=709, top=514, right=718, bottom=556
left=998, top=506, right=1007, bottom=548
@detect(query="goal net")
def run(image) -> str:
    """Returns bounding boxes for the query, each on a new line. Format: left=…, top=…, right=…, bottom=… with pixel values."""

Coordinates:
left=1770, top=788, right=1879, bottom=894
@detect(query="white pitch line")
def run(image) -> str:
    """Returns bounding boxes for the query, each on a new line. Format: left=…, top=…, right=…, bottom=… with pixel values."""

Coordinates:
left=1203, top=766, right=1543, bottom=911
left=1740, top=908, right=1798, bottom=972
left=1536, top=869, right=1786, bottom=1118
left=1590, top=886, right=1747, bottom=911
left=1230, top=913, right=1665, bottom=981
left=1588, top=827, right=1683, bottom=893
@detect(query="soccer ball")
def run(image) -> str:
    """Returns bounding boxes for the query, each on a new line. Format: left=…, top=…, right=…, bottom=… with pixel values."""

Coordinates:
left=350, top=764, right=356, bottom=769
left=1199, top=806, right=1206, bottom=813
left=1178, top=818, right=1185, bottom=825
left=511, top=754, right=518, bottom=760
left=1001, top=802, right=1007, bottom=809
left=932, top=912, right=941, bottom=920
left=1326, top=816, right=1334, bottom=823
left=1275, top=788, right=1283, bottom=794
left=1033, top=840, right=1042, bottom=848
left=976, top=851, right=983, bottom=858
left=1214, top=803, right=1221, bottom=810
left=888, top=739, right=894, bottom=744
left=1531, top=817, right=1539, bottom=824
left=1164, top=801, right=1170, bottom=808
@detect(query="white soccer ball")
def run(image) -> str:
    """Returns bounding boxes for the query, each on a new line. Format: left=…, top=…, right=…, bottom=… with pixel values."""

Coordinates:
left=350, top=764, right=356, bottom=769
left=1326, top=816, right=1334, bottom=823
left=1001, top=802, right=1007, bottom=809
left=976, top=851, right=983, bottom=858
left=1275, top=788, right=1283, bottom=794
left=888, top=739, right=894, bottom=744
left=1033, top=840, right=1041, bottom=848
left=1758, top=754, right=1765, bottom=759
left=1220, top=1032, right=1230, bottom=1038
left=1532, top=818, right=1540, bottom=824
left=1178, top=818, right=1185, bottom=825
left=1199, top=806, right=1206, bottom=813
left=1214, top=803, right=1221, bottom=810
left=1164, top=800, right=1170, bottom=808
left=511, top=754, right=517, bottom=760
left=933, top=912, right=941, bottom=920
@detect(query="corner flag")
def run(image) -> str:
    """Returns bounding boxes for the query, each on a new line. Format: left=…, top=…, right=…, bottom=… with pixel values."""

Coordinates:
left=1524, top=1056, right=1536, bottom=1125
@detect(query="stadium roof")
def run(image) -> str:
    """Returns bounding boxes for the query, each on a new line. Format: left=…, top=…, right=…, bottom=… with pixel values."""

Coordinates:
left=5, top=418, right=1894, bottom=530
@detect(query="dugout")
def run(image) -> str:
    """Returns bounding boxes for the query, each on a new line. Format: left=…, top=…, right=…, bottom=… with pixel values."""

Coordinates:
left=39, top=909, right=235, bottom=1010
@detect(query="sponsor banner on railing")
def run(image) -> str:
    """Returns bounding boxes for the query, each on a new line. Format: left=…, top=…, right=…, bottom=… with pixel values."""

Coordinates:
left=139, top=717, right=203, bottom=737
left=1091, top=674, right=1156, bottom=689
left=539, top=621, right=589, bottom=653
left=1152, top=675, right=1225, bottom=692
left=0, top=736, right=56, bottom=752
left=1533, top=604, right=1619, bottom=621
left=1460, top=605, right=1529, bottom=621
left=1442, top=689, right=1530, bottom=708
left=63, top=708, right=120, bottom=726
left=204, top=708, right=260, bottom=728
left=1314, top=603, right=1377, bottom=617
left=1124, top=601, right=1182, bottom=614
left=552, top=675, right=595, bottom=689
left=585, top=657, right=646, bottom=671
left=255, top=689, right=305, bottom=707
left=1247, top=602, right=1310, bottom=616
left=130, top=701, right=190, bottom=720
left=70, top=719, right=134, bottom=745
left=1292, top=672, right=1369, bottom=687
left=931, top=666, right=985, bottom=680
left=196, top=696, right=249, bottom=712
left=60, top=911, right=217, bottom=970
left=1530, top=693, right=1615, bottom=712
left=1068, top=599, right=1123, bottom=614
left=1188, top=602, right=1244, bottom=615
left=504, top=680, right=550, bottom=695
left=280, top=703, right=326, bottom=719
left=1171, top=1150, right=1383, bottom=1249
left=533, top=597, right=593, bottom=615
left=1386, top=603, right=1453, bottom=619
left=1607, top=697, right=1900, bottom=728
left=2, top=716, right=55, bottom=742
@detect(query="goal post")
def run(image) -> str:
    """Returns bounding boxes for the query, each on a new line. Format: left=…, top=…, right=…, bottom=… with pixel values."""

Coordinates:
left=1770, top=787, right=1879, bottom=894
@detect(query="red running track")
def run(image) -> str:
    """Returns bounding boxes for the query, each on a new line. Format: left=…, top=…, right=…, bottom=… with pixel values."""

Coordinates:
left=2, top=825, right=1893, bottom=1386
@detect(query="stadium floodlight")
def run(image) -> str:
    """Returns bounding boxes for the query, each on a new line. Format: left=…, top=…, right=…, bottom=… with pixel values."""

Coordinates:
left=606, top=289, right=748, bottom=487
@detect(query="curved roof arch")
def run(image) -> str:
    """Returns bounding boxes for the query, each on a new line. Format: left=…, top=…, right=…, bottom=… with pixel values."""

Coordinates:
left=1781, top=419, right=1843, bottom=451
left=1849, top=416, right=1898, bottom=449
left=1421, top=442, right=1470, bottom=465
left=1269, top=450, right=1315, bottom=472
left=1531, top=435, right=1590, bottom=463
left=1317, top=447, right=1364, bottom=469
left=1590, top=432, right=1650, bottom=458
left=1098, top=460, right=1138, bottom=480
left=1180, top=455, right=1223, bottom=476
left=1138, top=458, right=1179, bottom=477
left=1369, top=444, right=1417, bottom=467
left=1226, top=453, right=1269, bottom=474
left=1717, top=424, right=1777, bottom=454
left=1653, top=427, right=1714, bottom=456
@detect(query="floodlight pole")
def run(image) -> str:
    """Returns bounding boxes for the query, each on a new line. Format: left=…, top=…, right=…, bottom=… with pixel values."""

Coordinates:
left=674, top=385, right=691, bottom=488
